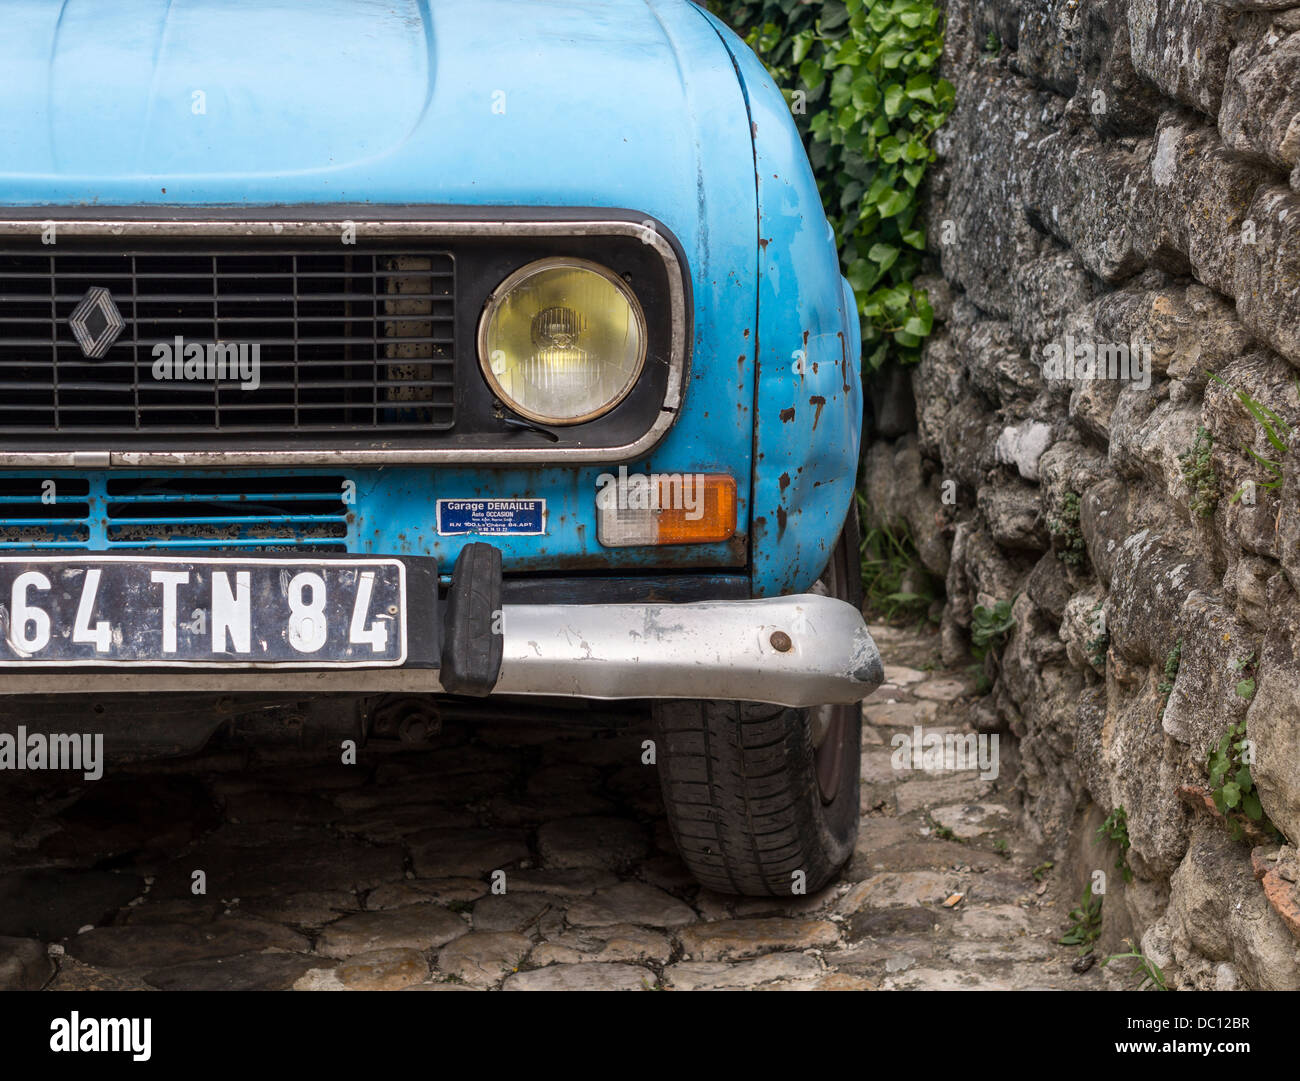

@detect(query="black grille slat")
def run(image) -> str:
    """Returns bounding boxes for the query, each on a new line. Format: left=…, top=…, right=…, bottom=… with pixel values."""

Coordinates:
left=0, top=243, right=456, bottom=438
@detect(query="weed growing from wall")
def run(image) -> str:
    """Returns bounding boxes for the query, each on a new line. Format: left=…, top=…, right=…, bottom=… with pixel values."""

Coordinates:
left=1178, top=427, right=1218, bottom=518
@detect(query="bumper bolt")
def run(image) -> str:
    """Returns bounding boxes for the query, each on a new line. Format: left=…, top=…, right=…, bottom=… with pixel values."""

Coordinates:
left=770, top=630, right=793, bottom=653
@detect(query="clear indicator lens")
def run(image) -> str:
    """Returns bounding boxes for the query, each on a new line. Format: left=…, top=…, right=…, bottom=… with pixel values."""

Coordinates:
left=479, top=260, right=646, bottom=424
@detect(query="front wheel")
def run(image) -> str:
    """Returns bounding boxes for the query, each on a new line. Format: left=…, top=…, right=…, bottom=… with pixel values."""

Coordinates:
left=652, top=515, right=863, bottom=896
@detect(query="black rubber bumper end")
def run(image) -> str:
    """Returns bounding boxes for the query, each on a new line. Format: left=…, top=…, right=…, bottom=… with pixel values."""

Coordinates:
left=439, top=543, right=504, bottom=697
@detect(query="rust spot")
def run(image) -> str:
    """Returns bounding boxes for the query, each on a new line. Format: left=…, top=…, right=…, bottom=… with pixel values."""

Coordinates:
left=776, top=506, right=788, bottom=541
left=779, top=472, right=791, bottom=493
left=759, top=237, right=770, bottom=250
left=738, top=354, right=746, bottom=370
left=779, top=407, right=795, bottom=423
left=743, top=328, right=750, bottom=338
left=809, top=395, right=826, bottom=429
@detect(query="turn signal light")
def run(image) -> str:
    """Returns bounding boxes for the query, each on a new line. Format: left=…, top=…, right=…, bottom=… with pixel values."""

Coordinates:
left=596, top=471, right=737, bottom=547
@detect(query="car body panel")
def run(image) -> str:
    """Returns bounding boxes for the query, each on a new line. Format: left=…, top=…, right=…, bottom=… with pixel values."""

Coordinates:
left=699, top=11, right=863, bottom=596
left=0, top=0, right=860, bottom=599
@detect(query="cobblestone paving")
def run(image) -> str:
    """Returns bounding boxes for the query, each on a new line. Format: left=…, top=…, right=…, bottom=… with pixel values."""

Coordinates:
left=0, top=623, right=1103, bottom=991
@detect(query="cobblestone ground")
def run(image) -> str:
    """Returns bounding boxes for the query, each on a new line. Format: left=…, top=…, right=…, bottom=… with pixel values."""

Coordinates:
left=0, top=623, right=1103, bottom=991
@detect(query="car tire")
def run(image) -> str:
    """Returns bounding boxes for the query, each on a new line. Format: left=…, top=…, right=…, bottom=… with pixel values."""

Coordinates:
left=652, top=512, right=864, bottom=896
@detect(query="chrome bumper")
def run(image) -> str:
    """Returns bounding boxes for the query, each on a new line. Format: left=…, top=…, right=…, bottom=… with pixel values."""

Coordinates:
left=0, top=594, right=882, bottom=708
left=493, top=594, right=883, bottom=708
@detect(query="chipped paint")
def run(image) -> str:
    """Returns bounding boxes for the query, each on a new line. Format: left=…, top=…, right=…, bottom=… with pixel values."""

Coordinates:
left=706, top=15, right=863, bottom=596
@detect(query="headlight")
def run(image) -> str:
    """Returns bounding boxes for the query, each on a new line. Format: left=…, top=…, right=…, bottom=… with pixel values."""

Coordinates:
left=477, top=257, right=647, bottom=425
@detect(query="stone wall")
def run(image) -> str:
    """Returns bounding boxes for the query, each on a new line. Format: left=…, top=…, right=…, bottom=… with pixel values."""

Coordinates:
left=863, top=0, right=1300, bottom=988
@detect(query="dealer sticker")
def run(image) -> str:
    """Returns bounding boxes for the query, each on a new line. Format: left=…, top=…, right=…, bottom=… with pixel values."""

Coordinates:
left=436, top=499, right=547, bottom=536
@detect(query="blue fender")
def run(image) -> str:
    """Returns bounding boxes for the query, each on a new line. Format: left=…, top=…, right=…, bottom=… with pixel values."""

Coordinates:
left=699, top=11, right=863, bottom=596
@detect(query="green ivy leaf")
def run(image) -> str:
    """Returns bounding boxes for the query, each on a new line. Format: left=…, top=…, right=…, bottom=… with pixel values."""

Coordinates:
left=904, top=73, right=936, bottom=102
left=791, top=30, right=816, bottom=64
left=867, top=242, right=900, bottom=271
left=876, top=189, right=910, bottom=217
left=800, top=58, right=826, bottom=90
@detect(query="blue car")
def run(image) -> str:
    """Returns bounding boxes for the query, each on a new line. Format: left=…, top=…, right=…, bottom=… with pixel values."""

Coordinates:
left=0, top=0, right=881, bottom=895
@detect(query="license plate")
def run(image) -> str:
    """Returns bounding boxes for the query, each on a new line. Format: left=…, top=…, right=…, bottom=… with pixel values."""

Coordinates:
left=0, top=556, right=415, bottom=668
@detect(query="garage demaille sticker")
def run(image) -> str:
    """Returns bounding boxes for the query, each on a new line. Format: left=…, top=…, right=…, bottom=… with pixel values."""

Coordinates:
left=436, top=499, right=547, bottom=536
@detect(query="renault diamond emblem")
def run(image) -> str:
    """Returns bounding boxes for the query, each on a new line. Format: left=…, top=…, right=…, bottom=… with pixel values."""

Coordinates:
left=68, top=286, right=126, bottom=360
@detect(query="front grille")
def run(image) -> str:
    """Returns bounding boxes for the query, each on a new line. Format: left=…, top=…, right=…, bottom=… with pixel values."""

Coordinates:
left=0, top=477, right=91, bottom=547
left=104, top=475, right=350, bottom=549
left=0, top=243, right=455, bottom=438
left=0, top=474, right=349, bottom=550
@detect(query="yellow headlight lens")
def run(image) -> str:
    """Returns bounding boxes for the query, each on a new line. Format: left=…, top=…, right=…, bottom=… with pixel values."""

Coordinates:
left=478, top=258, right=647, bottom=425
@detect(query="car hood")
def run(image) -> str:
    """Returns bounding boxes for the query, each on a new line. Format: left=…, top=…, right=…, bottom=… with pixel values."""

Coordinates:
left=0, top=1, right=770, bottom=588
left=0, top=0, right=747, bottom=216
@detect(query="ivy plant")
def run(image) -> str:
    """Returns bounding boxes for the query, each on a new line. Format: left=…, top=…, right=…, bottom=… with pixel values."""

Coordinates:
left=710, top=0, right=955, bottom=371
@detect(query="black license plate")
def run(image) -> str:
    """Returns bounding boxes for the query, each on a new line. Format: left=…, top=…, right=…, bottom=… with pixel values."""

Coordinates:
left=0, top=555, right=426, bottom=668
